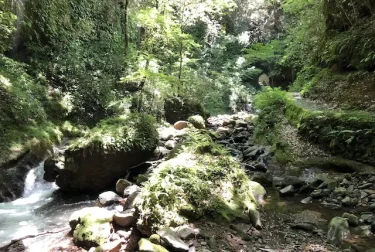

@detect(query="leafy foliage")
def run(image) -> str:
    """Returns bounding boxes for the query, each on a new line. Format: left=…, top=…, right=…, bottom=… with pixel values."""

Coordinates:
left=0, top=0, right=16, bottom=53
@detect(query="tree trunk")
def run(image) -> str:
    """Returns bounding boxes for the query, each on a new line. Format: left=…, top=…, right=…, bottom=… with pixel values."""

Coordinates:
left=124, top=0, right=129, bottom=56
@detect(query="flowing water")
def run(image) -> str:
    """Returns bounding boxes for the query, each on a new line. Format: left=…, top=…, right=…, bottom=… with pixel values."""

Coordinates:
left=0, top=163, right=95, bottom=246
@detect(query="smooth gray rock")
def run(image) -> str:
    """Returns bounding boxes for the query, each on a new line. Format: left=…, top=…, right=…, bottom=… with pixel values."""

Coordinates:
left=157, top=227, right=189, bottom=252
left=116, top=179, right=132, bottom=195
left=113, top=208, right=137, bottom=227
left=342, top=197, right=358, bottom=207
left=342, top=213, right=359, bottom=227
left=98, top=191, right=123, bottom=206
left=279, top=185, right=295, bottom=197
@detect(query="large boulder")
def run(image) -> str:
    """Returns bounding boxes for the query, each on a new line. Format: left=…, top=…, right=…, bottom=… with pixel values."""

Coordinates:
left=164, top=97, right=208, bottom=124
left=54, top=114, right=158, bottom=193
left=69, top=207, right=114, bottom=248
left=188, top=115, right=205, bottom=129
left=327, top=217, right=350, bottom=246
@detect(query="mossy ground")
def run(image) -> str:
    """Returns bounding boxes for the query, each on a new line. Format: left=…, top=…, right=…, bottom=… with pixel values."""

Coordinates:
left=136, top=130, right=258, bottom=231
left=254, top=88, right=375, bottom=166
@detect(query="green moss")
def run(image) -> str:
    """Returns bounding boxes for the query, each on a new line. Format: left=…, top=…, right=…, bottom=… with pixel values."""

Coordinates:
left=70, top=113, right=158, bottom=152
left=136, top=131, right=260, bottom=230
left=70, top=207, right=114, bottom=247
left=188, top=115, right=205, bottom=129
left=138, top=238, right=169, bottom=252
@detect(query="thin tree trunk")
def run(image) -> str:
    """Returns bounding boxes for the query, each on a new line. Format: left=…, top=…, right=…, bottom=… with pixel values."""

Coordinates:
left=124, top=0, right=129, bottom=56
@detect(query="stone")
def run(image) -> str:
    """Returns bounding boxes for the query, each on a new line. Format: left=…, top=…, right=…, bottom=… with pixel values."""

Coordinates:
left=249, top=181, right=267, bottom=205
left=98, top=191, right=123, bottom=206
left=154, top=147, right=171, bottom=157
left=174, top=121, right=189, bottom=130
left=250, top=172, right=273, bottom=186
left=369, top=203, right=375, bottom=211
left=138, top=238, right=169, bottom=252
left=327, top=217, right=350, bottom=246
left=124, top=185, right=141, bottom=197
left=333, top=187, right=347, bottom=196
left=279, top=185, right=295, bottom=197
left=273, top=176, right=304, bottom=188
left=56, top=146, right=154, bottom=193
left=188, top=115, right=205, bottom=129
left=94, top=240, right=122, bottom=252
left=301, top=196, right=313, bottom=204
left=342, top=197, right=358, bottom=207
left=122, top=228, right=142, bottom=251
left=165, top=140, right=177, bottom=150
left=157, top=227, right=189, bottom=252
left=149, top=234, right=162, bottom=244
left=113, top=208, right=137, bottom=227
left=217, top=127, right=230, bottom=133
left=358, top=183, right=372, bottom=189
left=69, top=207, right=114, bottom=248
left=371, top=220, right=375, bottom=233
left=116, top=179, right=132, bottom=195
left=310, top=189, right=330, bottom=199
left=342, top=213, right=359, bottom=227
left=171, top=225, right=201, bottom=240
left=123, top=190, right=142, bottom=210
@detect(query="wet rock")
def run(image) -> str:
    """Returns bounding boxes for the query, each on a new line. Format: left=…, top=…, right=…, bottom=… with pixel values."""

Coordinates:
left=98, top=191, right=123, bottom=206
left=369, top=203, right=375, bottom=211
left=94, top=240, right=121, bottom=252
left=113, top=208, right=137, bottom=227
left=301, top=196, right=313, bottom=204
left=123, top=190, right=142, bottom=210
left=69, top=207, right=114, bottom=248
left=172, top=225, right=201, bottom=240
left=341, top=197, right=358, bottom=207
left=279, top=185, right=295, bottom=197
left=153, top=146, right=171, bottom=157
left=157, top=227, right=189, bottom=252
left=250, top=172, right=273, bottom=186
left=358, top=183, right=372, bottom=189
left=333, top=187, right=346, bottom=196
left=139, top=238, right=168, bottom=252
left=310, top=189, right=330, bottom=199
left=116, top=179, right=132, bottom=195
left=327, top=217, right=350, bottom=246
left=188, top=115, right=205, bottom=129
left=174, top=121, right=189, bottom=130
left=165, top=140, right=177, bottom=150
left=124, top=185, right=141, bottom=197
left=342, top=213, right=359, bottom=227
left=273, top=176, right=304, bottom=188
left=291, top=223, right=315, bottom=232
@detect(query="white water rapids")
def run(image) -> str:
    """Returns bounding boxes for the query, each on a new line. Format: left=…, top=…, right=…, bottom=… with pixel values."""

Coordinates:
left=0, top=163, right=95, bottom=246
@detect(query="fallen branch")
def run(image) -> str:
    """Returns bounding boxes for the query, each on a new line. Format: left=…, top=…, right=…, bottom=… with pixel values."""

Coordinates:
left=0, top=227, right=70, bottom=251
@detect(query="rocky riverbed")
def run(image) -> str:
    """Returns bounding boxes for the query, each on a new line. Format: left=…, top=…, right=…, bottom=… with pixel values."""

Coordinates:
left=2, top=112, right=375, bottom=252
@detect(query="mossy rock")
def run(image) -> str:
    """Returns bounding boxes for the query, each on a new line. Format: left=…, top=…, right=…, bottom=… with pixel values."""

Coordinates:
left=69, top=207, right=114, bottom=248
left=138, top=238, right=169, bottom=252
left=188, top=115, right=205, bottom=129
left=136, top=130, right=260, bottom=230
left=164, top=96, right=208, bottom=124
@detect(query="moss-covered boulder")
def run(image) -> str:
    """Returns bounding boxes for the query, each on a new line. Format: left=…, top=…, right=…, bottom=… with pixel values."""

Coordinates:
left=138, top=238, right=169, bottom=252
left=69, top=207, right=114, bottom=248
left=164, top=97, right=208, bottom=124
left=327, top=217, right=350, bottom=246
left=55, top=113, right=158, bottom=192
left=188, top=115, right=205, bottom=129
left=136, top=130, right=262, bottom=232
